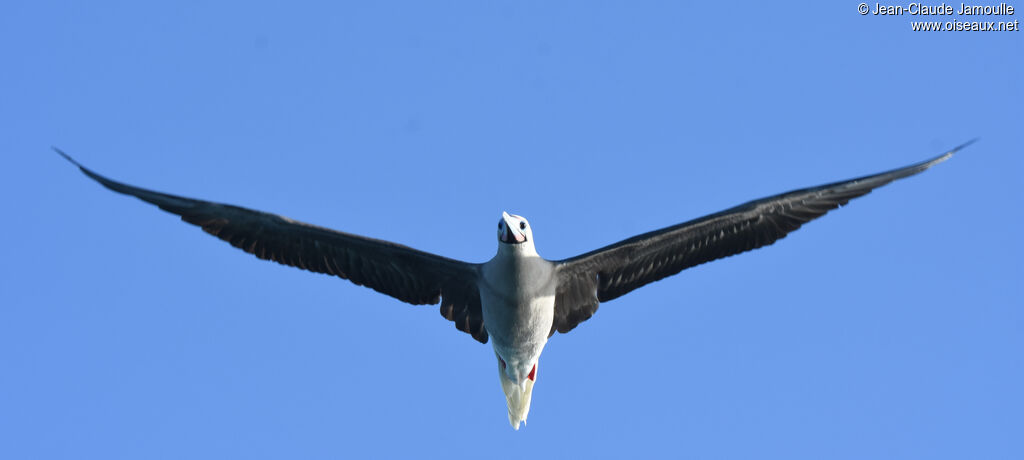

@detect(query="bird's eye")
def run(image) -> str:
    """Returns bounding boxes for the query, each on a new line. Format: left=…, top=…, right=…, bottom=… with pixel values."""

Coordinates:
left=498, top=222, right=504, bottom=230
left=519, top=222, right=527, bottom=230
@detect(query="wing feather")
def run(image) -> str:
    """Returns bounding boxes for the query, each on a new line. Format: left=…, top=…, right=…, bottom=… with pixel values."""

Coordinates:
left=551, top=142, right=972, bottom=336
left=56, top=149, right=488, bottom=343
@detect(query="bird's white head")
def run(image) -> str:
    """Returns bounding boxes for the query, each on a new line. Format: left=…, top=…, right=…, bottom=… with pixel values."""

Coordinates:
left=497, top=212, right=535, bottom=250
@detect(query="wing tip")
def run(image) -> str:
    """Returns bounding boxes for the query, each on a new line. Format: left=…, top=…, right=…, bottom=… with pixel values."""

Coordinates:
left=950, top=138, right=979, bottom=154
left=52, top=147, right=122, bottom=189
left=53, top=146, right=85, bottom=169
left=53, top=146, right=104, bottom=180
left=921, top=138, right=977, bottom=170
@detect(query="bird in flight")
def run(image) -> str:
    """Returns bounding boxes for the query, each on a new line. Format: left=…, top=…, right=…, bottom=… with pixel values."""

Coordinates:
left=55, top=141, right=971, bottom=429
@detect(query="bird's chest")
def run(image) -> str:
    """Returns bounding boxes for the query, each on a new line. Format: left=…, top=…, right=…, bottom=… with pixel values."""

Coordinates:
left=479, top=256, right=556, bottom=351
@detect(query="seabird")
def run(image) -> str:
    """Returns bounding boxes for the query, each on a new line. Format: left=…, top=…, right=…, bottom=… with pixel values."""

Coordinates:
left=55, top=141, right=972, bottom=429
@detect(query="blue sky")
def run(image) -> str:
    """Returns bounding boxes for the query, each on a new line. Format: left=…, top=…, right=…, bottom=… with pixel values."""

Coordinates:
left=2, top=1, right=1021, bottom=458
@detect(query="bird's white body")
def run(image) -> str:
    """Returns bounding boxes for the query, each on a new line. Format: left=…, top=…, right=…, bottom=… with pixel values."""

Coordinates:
left=479, top=213, right=555, bottom=429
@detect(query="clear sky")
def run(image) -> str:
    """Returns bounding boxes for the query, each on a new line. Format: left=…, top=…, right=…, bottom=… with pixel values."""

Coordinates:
left=2, top=2, right=1021, bottom=459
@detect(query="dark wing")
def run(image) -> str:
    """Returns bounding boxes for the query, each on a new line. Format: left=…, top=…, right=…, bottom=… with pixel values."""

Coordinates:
left=551, top=141, right=973, bottom=336
left=56, top=149, right=488, bottom=343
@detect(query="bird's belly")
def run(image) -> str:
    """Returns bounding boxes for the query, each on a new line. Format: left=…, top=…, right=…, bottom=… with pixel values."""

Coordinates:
left=480, top=288, right=555, bottom=364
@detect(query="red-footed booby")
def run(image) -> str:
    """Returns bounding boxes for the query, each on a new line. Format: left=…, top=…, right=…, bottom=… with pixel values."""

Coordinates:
left=54, top=141, right=972, bottom=429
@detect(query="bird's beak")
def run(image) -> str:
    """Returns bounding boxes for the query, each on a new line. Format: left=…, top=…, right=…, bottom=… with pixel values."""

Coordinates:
left=500, top=212, right=526, bottom=244
left=499, top=362, right=536, bottom=430
left=503, top=225, right=525, bottom=244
